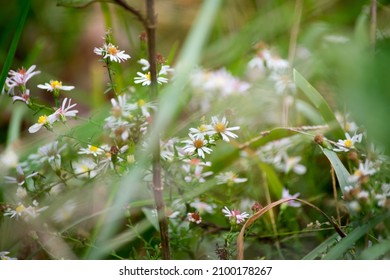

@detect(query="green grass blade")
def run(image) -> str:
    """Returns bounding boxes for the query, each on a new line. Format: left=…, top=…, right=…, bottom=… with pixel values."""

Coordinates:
left=0, top=0, right=30, bottom=95
left=293, top=69, right=344, bottom=139
left=358, top=239, right=390, bottom=260
left=323, top=213, right=390, bottom=259
left=320, top=147, right=350, bottom=194
left=302, top=232, right=339, bottom=260
left=259, top=162, right=284, bottom=198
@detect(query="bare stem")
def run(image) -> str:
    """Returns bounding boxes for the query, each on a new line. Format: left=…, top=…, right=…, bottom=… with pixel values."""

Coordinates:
left=145, top=0, right=171, bottom=260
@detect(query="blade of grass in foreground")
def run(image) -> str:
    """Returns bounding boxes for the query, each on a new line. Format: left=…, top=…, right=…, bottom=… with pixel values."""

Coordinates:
left=0, top=0, right=30, bottom=148
left=302, top=232, right=339, bottom=260
left=323, top=212, right=390, bottom=260
left=0, top=0, right=30, bottom=96
left=293, top=69, right=344, bottom=139
left=320, top=147, right=351, bottom=194
left=358, top=239, right=390, bottom=260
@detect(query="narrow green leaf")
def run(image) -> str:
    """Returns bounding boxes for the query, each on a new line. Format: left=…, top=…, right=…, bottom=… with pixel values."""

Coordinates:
left=320, top=147, right=350, bottom=193
left=293, top=69, right=344, bottom=139
left=57, top=0, right=111, bottom=8
left=0, top=0, right=30, bottom=95
left=323, top=213, right=390, bottom=259
left=302, top=232, right=339, bottom=260
left=259, top=162, right=284, bottom=198
left=358, top=239, right=390, bottom=260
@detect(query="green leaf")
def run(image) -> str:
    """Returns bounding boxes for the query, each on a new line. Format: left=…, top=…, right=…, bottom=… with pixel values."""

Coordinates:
left=320, top=147, right=350, bottom=193
left=0, top=0, right=30, bottom=97
left=293, top=69, right=344, bottom=139
left=323, top=213, right=390, bottom=259
left=259, top=162, right=284, bottom=198
left=57, top=0, right=111, bottom=8
left=302, top=232, right=339, bottom=260
left=358, top=239, right=390, bottom=260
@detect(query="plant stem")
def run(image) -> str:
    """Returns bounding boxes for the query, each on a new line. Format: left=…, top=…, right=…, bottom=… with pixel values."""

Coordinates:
left=145, top=0, right=171, bottom=260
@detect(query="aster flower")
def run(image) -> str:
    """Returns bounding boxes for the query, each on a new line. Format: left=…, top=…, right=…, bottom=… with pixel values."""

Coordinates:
left=38, top=80, right=75, bottom=92
left=28, top=113, right=57, bottom=133
left=182, top=158, right=213, bottom=183
left=349, top=159, right=378, bottom=183
left=0, top=251, right=17, bottom=260
left=210, top=116, right=240, bottom=142
left=94, top=43, right=130, bottom=63
left=4, top=200, right=48, bottom=221
left=276, top=153, right=306, bottom=175
left=12, top=89, right=31, bottom=104
left=4, top=65, right=40, bottom=95
left=73, top=158, right=98, bottom=178
left=78, top=145, right=106, bottom=157
left=4, top=165, right=38, bottom=186
left=281, top=188, right=301, bottom=208
left=222, top=206, right=249, bottom=225
left=216, top=171, right=247, bottom=185
left=28, top=141, right=66, bottom=171
left=182, top=134, right=213, bottom=158
left=134, top=71, right=168, bottom=86
left=333, top=132, right=363, bottom=152
left=52, top=97, right=79, bottom=122
left=190, top=198, right=216, bottom=214
left=189, top=124, right=213, bottom=138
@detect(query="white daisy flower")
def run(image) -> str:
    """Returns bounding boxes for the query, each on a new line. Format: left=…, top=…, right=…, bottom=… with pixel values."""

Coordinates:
left=37, top=80, right=74, bottom=92
left=134, top=71, right=168, bottom=86
left=73, top=158, right=97, bottom=178
left=333, top=132, right=363, bottom=152
left=282, top=188, right=301, bottom=208
left=28, top=114, right=57, bottom=133
left=216, top=171, right=247, bottom=185
left=182, top=134, right=213, bottom=158
left=78, top=145, right=105, bottom=157
left=94, top=43, right=130, bottom=63
left=210, top=116, right=240, bottom=142
left=53, top=98, right=79, bottom=122
left=4, top=165, right=38, bottom=186
left=222, top=206, right=249, bottom=225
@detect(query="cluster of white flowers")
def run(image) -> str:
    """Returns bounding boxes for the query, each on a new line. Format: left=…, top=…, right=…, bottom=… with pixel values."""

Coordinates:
left=247, top=45, right=295, bottom=95
left=257, top=138, right=307, bottom=175
left=4, top=200, right=48, bottom=222
left=134, top=59, right=174, bottom=86
left=191, top=68, right=250, bottom=97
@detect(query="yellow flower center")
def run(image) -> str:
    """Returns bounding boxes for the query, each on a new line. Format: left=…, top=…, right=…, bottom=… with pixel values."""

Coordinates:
left=38, top=115, right=48, bottom=125
left=194, top=139, right=204, bottom=149
left=15, top=204, right=25, bottom=213
left=138, top=99, right=145, bottom=107
left=214, top=122, right=226, bottom=133
left=81, top=165, right=91, bottom=173
left=50, top=80, right=62, bottom=89
left=108, top=46, right=118, bottom=55
left=89, top=145, right=99, bottom=153
left=198, top=125, right=208, bottom=133
left=344, top=139, right=353, bottom=148
left=146, top=72, right=151, bottom=81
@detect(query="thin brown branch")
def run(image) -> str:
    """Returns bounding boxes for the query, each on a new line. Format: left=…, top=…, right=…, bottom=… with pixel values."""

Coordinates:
left=145, top=0, right=171, bottom=260
left=113, top=0, right=148, bottom=29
